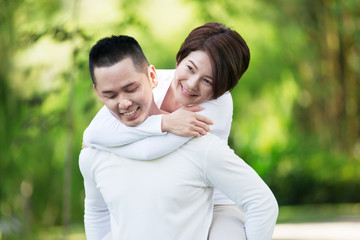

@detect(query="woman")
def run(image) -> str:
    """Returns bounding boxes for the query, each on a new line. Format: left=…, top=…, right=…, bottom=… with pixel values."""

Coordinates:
left=83, top=22, right=250, bottom=239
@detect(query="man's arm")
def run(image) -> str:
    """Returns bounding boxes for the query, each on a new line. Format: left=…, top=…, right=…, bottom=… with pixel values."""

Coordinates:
left=204, top=136, right=279, bottom=240
left=79, top=148, right=111, bottom=240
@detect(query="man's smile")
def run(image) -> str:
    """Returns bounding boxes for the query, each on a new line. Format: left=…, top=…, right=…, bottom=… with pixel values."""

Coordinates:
left=122, top=107, right=139, bottom=117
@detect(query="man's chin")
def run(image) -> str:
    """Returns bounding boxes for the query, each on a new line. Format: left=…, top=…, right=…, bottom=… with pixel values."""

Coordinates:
left=120, top=117, right=142, bottom=127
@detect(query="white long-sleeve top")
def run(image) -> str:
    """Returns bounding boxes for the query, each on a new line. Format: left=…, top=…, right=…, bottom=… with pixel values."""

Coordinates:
left=83, top=69, right=233, bottom=149
left=79, top=133, right=278, bottom=240
left=83, top=69, right=235, bottom=204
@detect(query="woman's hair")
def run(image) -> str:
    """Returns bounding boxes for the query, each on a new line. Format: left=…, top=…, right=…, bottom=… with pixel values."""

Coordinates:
left=176, top=22, right=250, bottom=99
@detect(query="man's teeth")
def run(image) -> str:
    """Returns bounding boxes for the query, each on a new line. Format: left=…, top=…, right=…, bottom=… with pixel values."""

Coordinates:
left=123, top=109, right=137, bottom=116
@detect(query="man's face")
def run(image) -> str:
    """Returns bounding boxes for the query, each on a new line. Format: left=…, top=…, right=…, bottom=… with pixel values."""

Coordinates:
left=94, top=57, right=158, bottom=127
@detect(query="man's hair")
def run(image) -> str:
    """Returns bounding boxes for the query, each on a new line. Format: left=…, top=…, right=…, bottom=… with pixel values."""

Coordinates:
left=176, top=22, right=250, bottom=99
left=89, top=35, right=149, bottom=85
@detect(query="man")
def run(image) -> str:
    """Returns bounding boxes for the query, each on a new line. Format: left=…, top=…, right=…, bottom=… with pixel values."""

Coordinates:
left=79, top=35, right=278, bottom=240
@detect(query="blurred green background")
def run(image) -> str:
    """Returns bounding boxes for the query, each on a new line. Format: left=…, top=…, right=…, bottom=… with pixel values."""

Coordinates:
left=1, top=0, right=359, bottom=239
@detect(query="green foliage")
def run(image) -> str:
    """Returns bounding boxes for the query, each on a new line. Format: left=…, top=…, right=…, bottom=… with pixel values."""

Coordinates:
left=0, top=0, right=359, bottom=238
left=277, top=203, right=360, bottom=223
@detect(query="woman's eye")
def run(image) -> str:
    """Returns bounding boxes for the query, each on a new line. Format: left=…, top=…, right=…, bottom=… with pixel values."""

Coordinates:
left=203, top=79, right=212, bottom=85
left=187, top=65, right=194, bottom=72
left=106, top=95, right=116, bottom=99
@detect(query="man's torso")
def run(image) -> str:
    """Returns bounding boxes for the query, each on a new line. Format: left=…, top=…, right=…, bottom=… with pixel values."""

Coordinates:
left=85, top=134, right=223, bottom=239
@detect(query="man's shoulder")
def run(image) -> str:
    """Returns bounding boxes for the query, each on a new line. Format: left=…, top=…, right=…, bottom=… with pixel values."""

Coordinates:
left=79, top=147, right=112, bottom=164
left=79, top=147, right=125, bottom=175
left=178, top=134, right=232, bottom=168
left=183, top=134, right=226, bottom=150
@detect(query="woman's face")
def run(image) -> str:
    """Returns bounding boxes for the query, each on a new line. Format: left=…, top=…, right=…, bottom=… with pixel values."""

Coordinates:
left=172, top=50, right=214, bottom=106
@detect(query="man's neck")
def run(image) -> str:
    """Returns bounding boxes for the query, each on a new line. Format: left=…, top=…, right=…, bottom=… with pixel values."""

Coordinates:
left=148, top=98, right=167, bottom=116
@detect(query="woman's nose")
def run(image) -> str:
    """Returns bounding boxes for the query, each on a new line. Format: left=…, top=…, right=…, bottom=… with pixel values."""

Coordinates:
left=187, top=76, right=199, bottom=90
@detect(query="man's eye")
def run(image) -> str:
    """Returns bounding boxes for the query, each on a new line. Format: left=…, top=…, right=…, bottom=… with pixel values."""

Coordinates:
left=107, top=95, right=116, bottom=99
left=127, top=87, right=138, bottom=93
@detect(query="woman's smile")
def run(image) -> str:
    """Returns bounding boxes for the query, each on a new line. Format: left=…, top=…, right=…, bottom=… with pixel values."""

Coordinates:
left=180, top=83, right=197, bottom=97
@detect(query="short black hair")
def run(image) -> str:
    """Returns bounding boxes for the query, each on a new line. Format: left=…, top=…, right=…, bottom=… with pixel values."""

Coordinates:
left=89, top=35, right=149, bottom=85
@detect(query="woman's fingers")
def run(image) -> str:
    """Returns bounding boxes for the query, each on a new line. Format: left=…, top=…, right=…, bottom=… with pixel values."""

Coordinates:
left=161, top=106, right=214, bottom=137
left=195, top=113, right=213, bottom=126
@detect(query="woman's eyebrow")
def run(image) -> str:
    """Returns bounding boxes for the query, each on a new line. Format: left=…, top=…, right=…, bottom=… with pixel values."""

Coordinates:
left=188, top=60, right=198, bottom=70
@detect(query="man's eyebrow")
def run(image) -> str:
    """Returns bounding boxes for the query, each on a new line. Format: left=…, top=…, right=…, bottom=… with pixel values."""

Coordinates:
left=122, top=82, right=137, bottom=89
left=102, top=90, right=115, bottom=94
left=101, top=82, right=136, bottom=94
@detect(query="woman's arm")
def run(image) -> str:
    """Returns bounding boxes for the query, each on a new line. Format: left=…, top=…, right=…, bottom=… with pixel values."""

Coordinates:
left=83, top=105, right=165, bottom=147
left=93, top=92, right=233, bottom=160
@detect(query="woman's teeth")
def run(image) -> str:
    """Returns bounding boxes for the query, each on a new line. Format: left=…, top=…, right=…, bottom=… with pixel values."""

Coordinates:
left=183, top=87, right=195, bottom=96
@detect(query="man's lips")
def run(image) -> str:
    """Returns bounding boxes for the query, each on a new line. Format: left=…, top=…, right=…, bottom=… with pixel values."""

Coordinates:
left=121, top=107, right=139, bottom=117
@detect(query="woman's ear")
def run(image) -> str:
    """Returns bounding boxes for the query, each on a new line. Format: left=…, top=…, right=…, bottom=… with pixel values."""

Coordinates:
left=148, top=65, right=158, bottom=89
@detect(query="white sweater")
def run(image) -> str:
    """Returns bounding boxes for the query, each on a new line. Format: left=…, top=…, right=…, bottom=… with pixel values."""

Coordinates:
left=83, top=69, right=235, bottom=204
left=79, top=134, right=278, bottom=240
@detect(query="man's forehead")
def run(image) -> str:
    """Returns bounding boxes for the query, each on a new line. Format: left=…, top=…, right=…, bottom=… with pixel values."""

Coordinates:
left=100, top=81, right=138, bottom=94
left=94, top=62, right=147, bottom=89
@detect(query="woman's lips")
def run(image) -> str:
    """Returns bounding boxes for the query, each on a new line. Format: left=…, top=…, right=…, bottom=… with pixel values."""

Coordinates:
left=181, top=83, right=197, bottom=97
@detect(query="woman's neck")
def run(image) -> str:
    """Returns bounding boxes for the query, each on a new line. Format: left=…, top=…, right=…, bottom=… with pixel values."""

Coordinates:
left=160, top=82, right=182, bottom=113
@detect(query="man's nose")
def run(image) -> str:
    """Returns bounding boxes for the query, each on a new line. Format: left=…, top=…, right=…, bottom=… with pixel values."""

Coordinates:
left=118, top=98, right=132, bottom=109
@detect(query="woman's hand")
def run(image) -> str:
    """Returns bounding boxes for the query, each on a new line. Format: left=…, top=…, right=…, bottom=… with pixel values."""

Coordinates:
left=161, top=106, right=213, bottom=137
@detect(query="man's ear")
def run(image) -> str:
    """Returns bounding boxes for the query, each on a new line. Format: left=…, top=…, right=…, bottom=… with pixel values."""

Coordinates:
left=93, top=84, right=104, bottom=103
left=148, top=65, right=158, bottom=89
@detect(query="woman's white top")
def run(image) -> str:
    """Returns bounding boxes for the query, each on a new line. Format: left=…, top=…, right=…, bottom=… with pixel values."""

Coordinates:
left=83, top=69, right=235, bottom=204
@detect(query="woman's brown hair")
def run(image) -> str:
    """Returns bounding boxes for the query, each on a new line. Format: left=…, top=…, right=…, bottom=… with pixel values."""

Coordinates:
left=176, top=22, right=250, bottom=99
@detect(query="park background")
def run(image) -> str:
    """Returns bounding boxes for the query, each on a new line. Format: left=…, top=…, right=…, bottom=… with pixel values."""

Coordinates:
left=1, top=0, right=359, bottom=239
